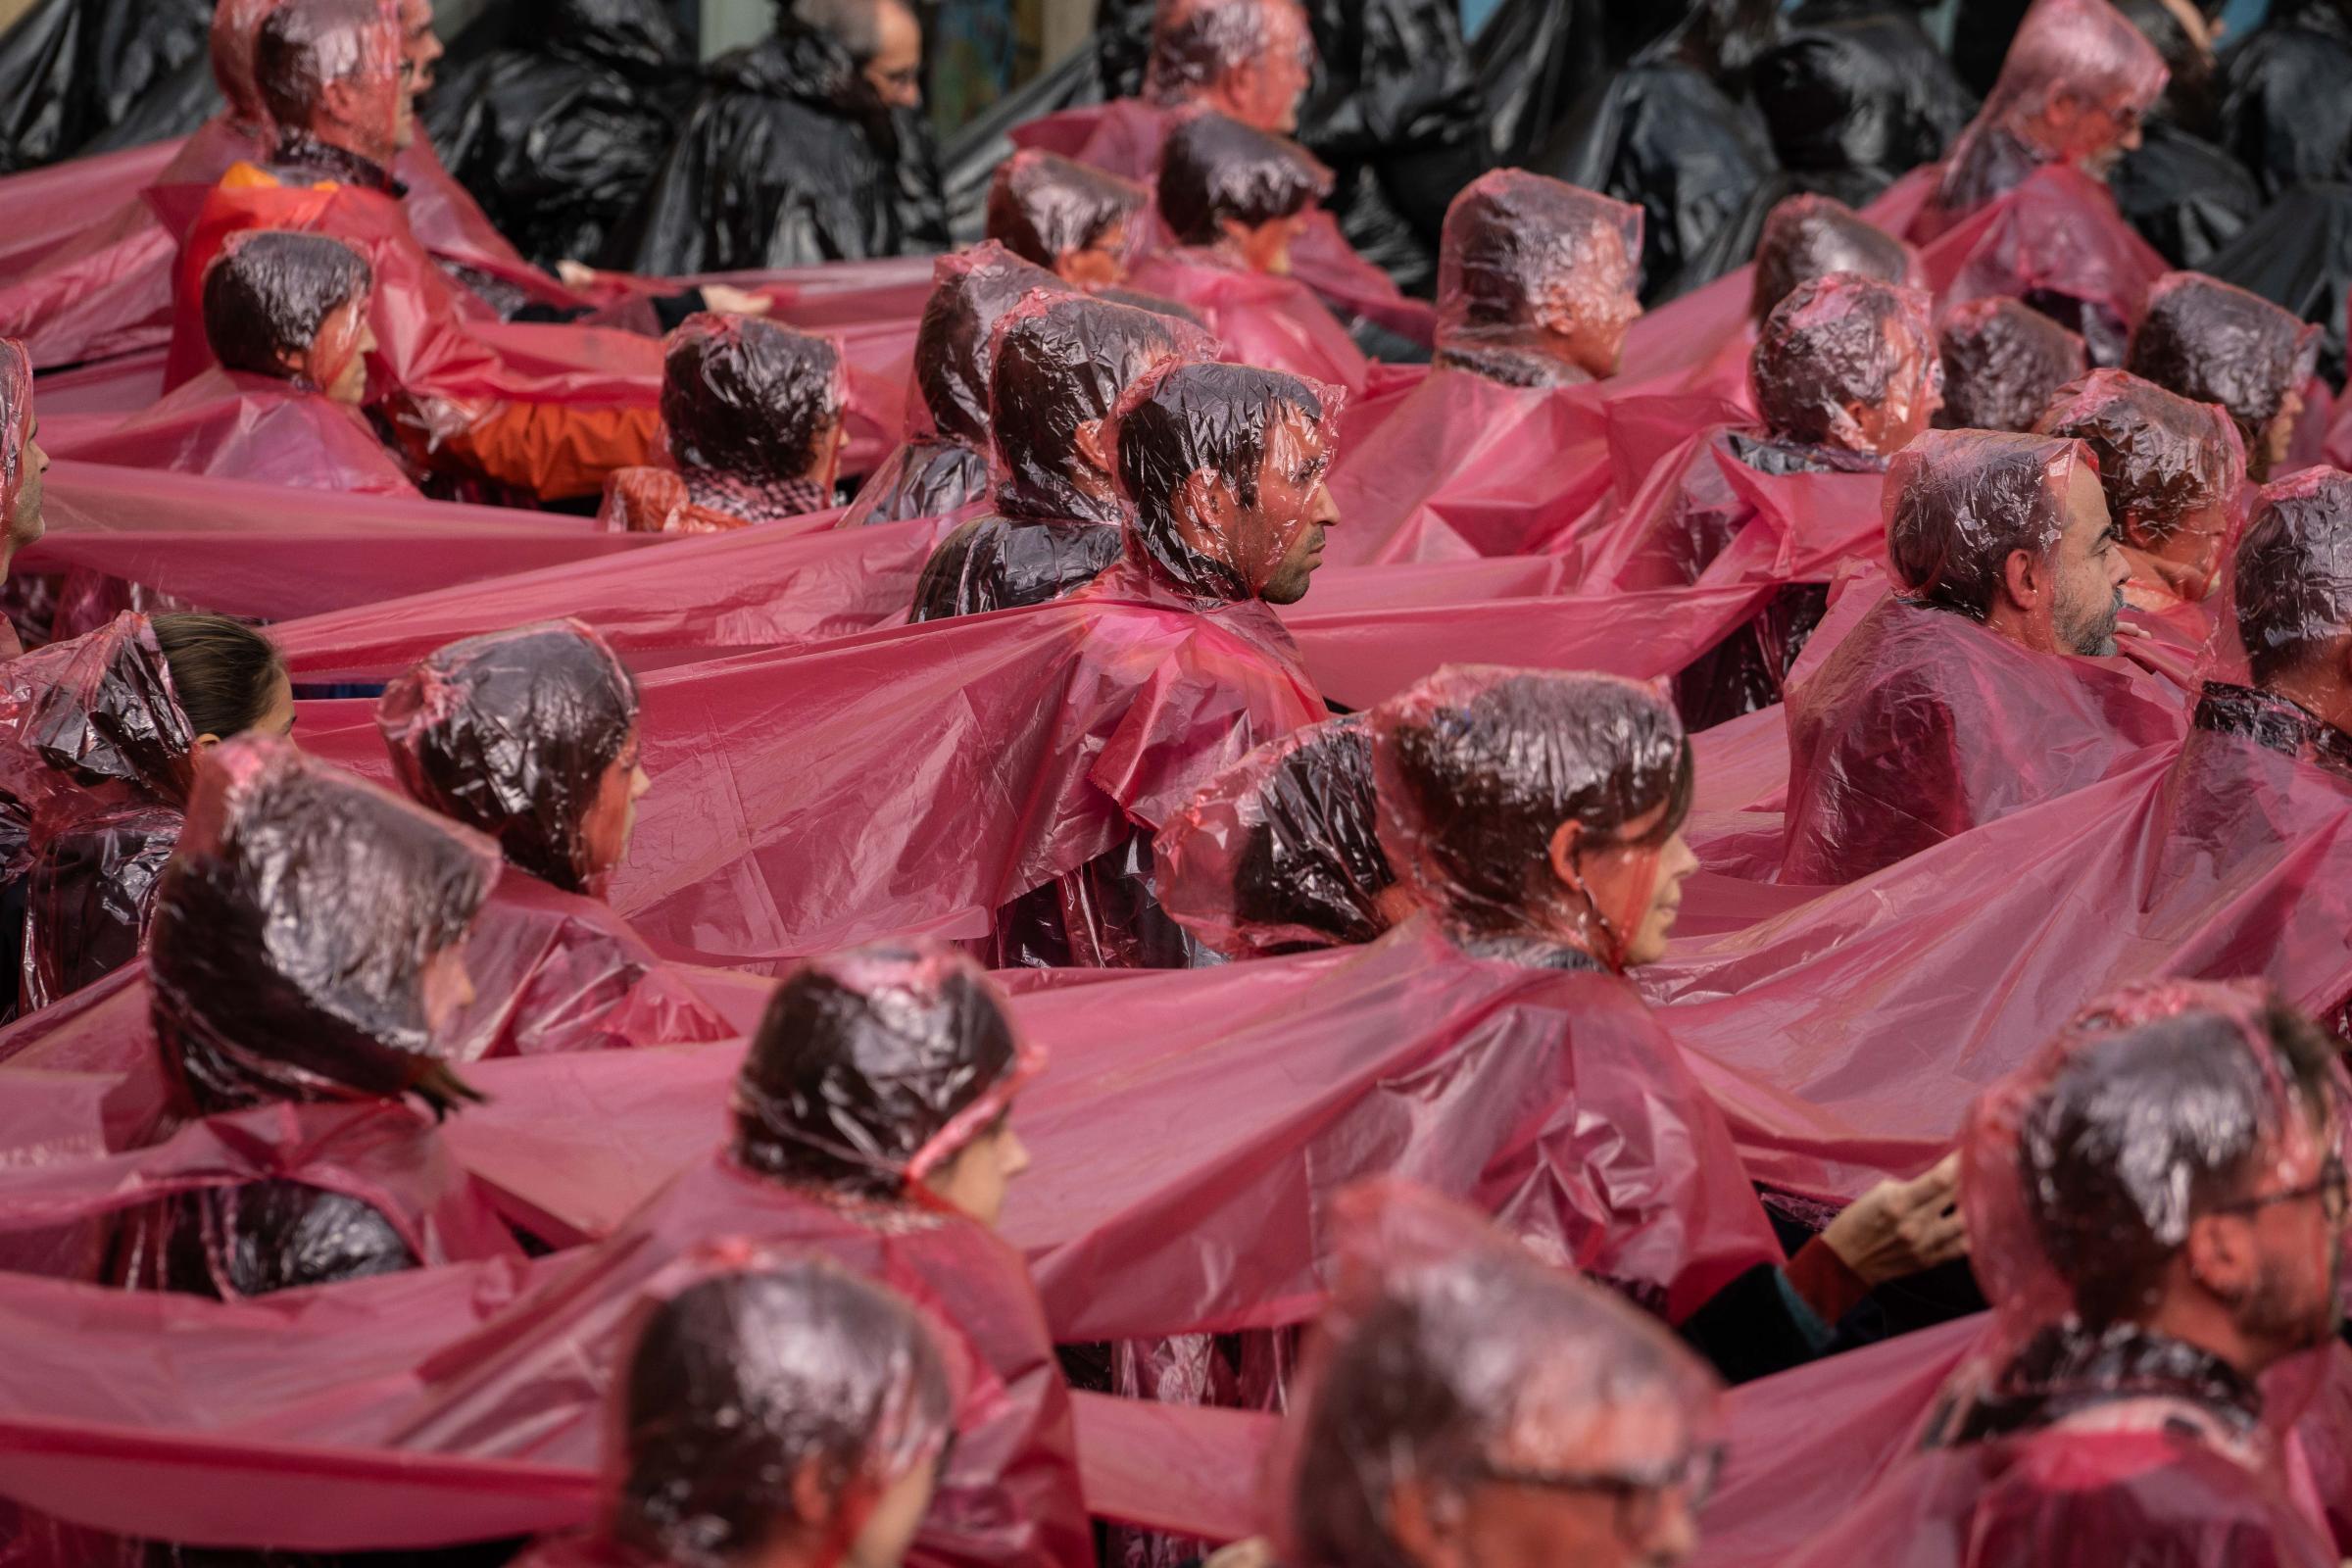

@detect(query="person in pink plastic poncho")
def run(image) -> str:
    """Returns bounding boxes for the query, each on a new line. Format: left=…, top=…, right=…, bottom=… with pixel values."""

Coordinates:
left=1433, top=170, right=1644, bottom=388
left=1280, top=1183, right=1727, bottom=1568
left=1786, top=982, right=2349, bottom=1568
left=380, top=939, right=1091, bottom=1568
left=1778, top=427, right=2181, bottom=886
left=55, top=228, right=419, bottom=497
left=376, top=621, right=735, bottom=1062
left=1749, top=192, right=1922, bottom=324
left=511, top=1258, right=960, bottom=1568
left=2126, top=270, right=2321, bottom=482
left=985, top=150, right=1149, bottom=287
left=602, top=316, right=847, bottom=535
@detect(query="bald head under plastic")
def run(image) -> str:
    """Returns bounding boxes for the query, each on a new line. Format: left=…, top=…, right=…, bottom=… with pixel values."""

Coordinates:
left=1750, top=271, right=1942, bottom=453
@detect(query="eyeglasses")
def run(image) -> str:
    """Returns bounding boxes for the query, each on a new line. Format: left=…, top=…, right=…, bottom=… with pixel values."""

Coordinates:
left=1474, top=1445, right=1724, bottom=1544
left=2216, top=1155, right=2351, bottom=1228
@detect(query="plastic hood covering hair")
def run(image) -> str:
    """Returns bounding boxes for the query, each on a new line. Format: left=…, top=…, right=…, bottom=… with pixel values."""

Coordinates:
left=1750, top=192, right=1922, bottom=321
left=662, top=313, right=847, bottom=490
left=985, top=150, right=1148, bottom=274
left=253, top=0, right=405, bottom=160
left=1109, top=358, right=1344, bottom=602
left=1143, top=0, right=1315, bottom=115
left=1157, top=112, right=1336, bottom=248
left=0, top=336, right=30, bottom=529
left=1370, top=666, right=1690, bottom=971
left=1276, top=1182, right=1723, bottom=1568
left=905, top=514, right=1124, bottom=623
left=0, top=611, right=196, bottom=831
left=22, top=802, right=185, bottom=1013
left=915, top=243, right=1068, bottom=449
left=376, top=620, right=641, bottom=899
left=2125, top=270, right=2322, bottom=455
left=213, top=0, right=289, bottom=126
left=149, top=733, right=501, bottom=1117
left=731, top=939, right=1046, bottom=1199
left=1969, top=0, right=2169, bottom=158
left=200, top=228, right=372, bottom=389
left=986, top=288, right=1215, bottom=524
left=602, top=1260, right=957, bottom=1568
left=1750, top=270, right=1942, bottom=452
left=2235, top=467, right=2352, bottom=684
left=1886, top=427, right=2092, bottom=616
left=2033, top=368, right=2246, bottom=547
left=1435, top=170, right=1644, bottom=384
left=1153, top=714, right=1400, bottom=958
left=1935, top=297, right=2090, bottom=433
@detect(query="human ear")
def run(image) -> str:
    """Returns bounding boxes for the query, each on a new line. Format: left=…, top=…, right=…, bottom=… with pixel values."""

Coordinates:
left=2001, top=546, right=2045, bottom=612
left=2185, top=1211, right=2259, bottom=1304
left=1171, top=467, right=1234, bottom=555
left=1546, top=818, right=1586, bottom=894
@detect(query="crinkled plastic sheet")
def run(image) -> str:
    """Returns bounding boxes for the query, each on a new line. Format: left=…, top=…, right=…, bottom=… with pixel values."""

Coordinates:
left=1434, top=169, right=1642, bottom=384
left=1933, top=295, right=2087, bottom=432
left=47, top=368, right=419, bottom=497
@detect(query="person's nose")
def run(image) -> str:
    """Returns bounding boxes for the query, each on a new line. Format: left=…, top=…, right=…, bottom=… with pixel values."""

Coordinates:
left=1003, top=1129, right=1033, bottom=1179
left=1641, top=1492, right=1702, bottom=1568
left=1310, top=481, right=1339, bottom=531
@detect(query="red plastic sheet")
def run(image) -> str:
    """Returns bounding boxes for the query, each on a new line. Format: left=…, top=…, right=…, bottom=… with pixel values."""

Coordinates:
left=1126, top=248, right=1372, bottom=398
left=46, top=368, right=418, bottom=496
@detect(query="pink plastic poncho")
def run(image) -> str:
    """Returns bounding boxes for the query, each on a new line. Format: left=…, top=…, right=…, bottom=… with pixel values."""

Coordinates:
left=1435, top=171, right=1644, bottom=389
left=1935, top=296, right=2089, bottom=433
left=1778, top=431, right=2183, bottom=885
left=384, top=942, right=1090, bottom=1568
left=1123, top=250, right=1371, bottom=400
left=49, top=369, right=419, bottom=497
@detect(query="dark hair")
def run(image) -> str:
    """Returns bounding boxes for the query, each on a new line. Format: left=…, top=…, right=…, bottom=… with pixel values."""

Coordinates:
left=2034, top=369, right=2241, bottom=548
left=202, top=231, right=372, bottom=382
left=1935, top=298, right=2088, bottom=434
left=912, top=247, right=1065, bottom=449
left=256, top=0, right=387, bottom=129
left=1116, top=361, right=1324, bottom=530
left=1750, top=194, right=1913, bottom=322
left=151, top=613, right=285, bottom=741
left=1750, top=272, right=1931, bottom=446
left=988, top=293, right=1185, bottom=521
left=2021, top=1003, right=2340, bottom=1328
left=1380, top=673, right=1692, bottom=933
left=2235, top=469, right=2352, bottom=686
left=613, top=1262, right=954, bottom=1565
left=1886, top=430, right=2080, bottom=620
left=1157, top=112, right=1333, bottom=247
left=985, top=151, right=1148, bottom=271
left=1228, top=722, right=1398, bottom=951
left=2127, top=273, right=2318, bottom=476
left=662, top=316, right=844, bottom=487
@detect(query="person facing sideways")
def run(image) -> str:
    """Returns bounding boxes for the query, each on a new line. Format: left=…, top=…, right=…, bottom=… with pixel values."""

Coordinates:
left=2034, top=368, right=2246, bottom=608
left=1367, top=666, right=1972, bottom=1381
left=509, top=1259, right=958, bottom=1568
left=2125, top=270, right=2320, bottom=482
left=985, top=150, right=1149, bottom=287
left=907, top=290, right=1207, bottom=623
left=1749, top=192, right=1922, bottom=323
left=1431, top=171, right=1644, bottom=389
left=1144, top=0, right=1315, bottom=135
left=1933, top=297, right=2090, bottom=433
left=384, top=939, right=1091, bottom=1568
left=623, top=0, right=946, bottom=275
left=0, top=340, right=49, bottom=602
left=106, top=736, right=523, bottom=1298
left=64, top=228, right=421, bottom=497
left=1280, top=1182, right=1728, bottom=1568
left=1778, top=428, right=2188, bottom=887
left=1926, top=0, right=2170, bottom=229
left=2201, top=466, right=2352, bottom=778
left=1787, top=981, right=2349, bottom=1568
left=1154, top=111, right=1334, bottom=278
left=841, top=244, right=1069, bottom=530
left=602, top=315, right=848, bottom=535
left=15, top=613, right=294, bottom=1014
left=375, top=620, right=734, bottom=1063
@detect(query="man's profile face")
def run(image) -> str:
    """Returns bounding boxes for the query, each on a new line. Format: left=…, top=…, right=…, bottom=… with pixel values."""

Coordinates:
left=863, top=1, right=925, bottom=113
left=397, top=0, right=441, bottom=101
left=2232, top=1117, right=2348, bottom=1362
left=1222, top=213, right=1308, bottom=276
left=1250, top=404, right=1337, bottom=605
left=1218, top=2, right=1312, bottom=133
left=1838, top=334, right=1941, bottom=457
left=1535, top=227, right=1641, bottom=380
left=2050, top=463, right=2129, bottom=657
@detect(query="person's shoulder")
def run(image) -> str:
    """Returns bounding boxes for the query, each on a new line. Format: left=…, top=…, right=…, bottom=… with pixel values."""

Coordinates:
left=1980, top=1422, right=2328, bottom=1568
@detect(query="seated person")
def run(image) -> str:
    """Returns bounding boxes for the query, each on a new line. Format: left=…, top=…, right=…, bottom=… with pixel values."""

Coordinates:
left=18, top=613, right=293, bottom=1013
left=988, top=359, right=1341, bottom=968
left=1153, top=714, right=1410, bottom=959
left=1369, top=667, right=1968, bottom=1379
left=985, top=150, right=1149, bottom=286
left=1780, top=428, right=2180, bottom=886
left=2204, top=466, right=2352, bottom=777
left=603, top=315, right=847, bottom=534
left=908, top=291, right=1205, bottom=623
left=840, top=244, right=1067, bottom=530
left=2034, top=368, right=2245, bottom=609
left=1144, top=0, right=1313, bottom=137
left=512, top=1260, right=957, bottom=1568
left=2126, top=270, right=2319, bottom=481
left=58, top=228, right=418, bottom=496
left=1924, top=0, right=2168, bottom=232
left=375, top=620, right=735, bottom=1060
left=1935, top=296, right=2091, bottom=432
left=1789, top=984, right=2346, bottom=1568
left=111, top=735, right=520, bottom=1296
left=385, top=940, right=1092, bottom=1568
left=1284, top=1183, right=1726, bottom=1568
left=1750, top=192, right=1922, bottom=322
left=1432, top=169, right=1644, bottom=388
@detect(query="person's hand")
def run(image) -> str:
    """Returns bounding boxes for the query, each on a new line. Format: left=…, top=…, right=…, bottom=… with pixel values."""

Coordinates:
left=556, top=259, right=599, bottom=290
left=701, top=283, right=774, bottom=318
left=1821, top=1153, right=1968, bottom=1287
left=1202, top=1539, right=1275, bottom=1568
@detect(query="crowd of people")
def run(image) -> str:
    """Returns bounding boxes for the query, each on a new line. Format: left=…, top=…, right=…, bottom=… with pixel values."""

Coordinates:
left=0, top=0, right=2344, bottom=1565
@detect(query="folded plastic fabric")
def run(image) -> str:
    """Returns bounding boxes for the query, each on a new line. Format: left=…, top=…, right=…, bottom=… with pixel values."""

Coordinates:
left=14, top=461, right=654, bottom=622
left=46, top=368, right=419, bottom=496
left=1124, top=248, right=1373, bottom=398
